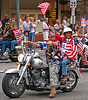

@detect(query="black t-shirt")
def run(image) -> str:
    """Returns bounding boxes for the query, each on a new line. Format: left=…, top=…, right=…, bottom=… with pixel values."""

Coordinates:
left=3, top=28, right=16, bottom=41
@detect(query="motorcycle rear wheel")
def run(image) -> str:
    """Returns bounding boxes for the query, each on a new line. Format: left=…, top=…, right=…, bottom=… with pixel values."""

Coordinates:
left=2, top=73, right=25, bottom=98
left=61, top=70, right=78, bottom=92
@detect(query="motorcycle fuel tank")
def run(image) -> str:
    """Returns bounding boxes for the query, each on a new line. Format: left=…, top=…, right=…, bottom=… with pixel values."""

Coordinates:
left=32, top=58, right=48, bottom=69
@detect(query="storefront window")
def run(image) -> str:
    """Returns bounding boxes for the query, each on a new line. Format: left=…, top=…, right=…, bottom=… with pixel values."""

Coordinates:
left=20, top=14, right=27, bottom=22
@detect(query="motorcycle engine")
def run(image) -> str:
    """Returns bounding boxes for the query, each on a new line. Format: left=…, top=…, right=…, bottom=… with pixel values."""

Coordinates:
left=31, top=68, right=49, bottom=88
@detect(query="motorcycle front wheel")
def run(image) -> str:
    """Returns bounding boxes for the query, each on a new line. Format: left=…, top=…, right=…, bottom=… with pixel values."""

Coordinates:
left=61, top=70, right=78, bottom=92
left=2, top=73, right=25, bottom=98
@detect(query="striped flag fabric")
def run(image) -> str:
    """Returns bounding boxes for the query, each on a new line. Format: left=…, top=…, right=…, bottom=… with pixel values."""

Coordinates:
left=65, top=38, right=78, bottom=61
left=38, top=2, right=50, bottom=15
left=77, top=37, right=85, bottom=56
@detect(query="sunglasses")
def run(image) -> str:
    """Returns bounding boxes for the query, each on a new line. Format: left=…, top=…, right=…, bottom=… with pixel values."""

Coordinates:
left=48, top=36, right=55, bottom=38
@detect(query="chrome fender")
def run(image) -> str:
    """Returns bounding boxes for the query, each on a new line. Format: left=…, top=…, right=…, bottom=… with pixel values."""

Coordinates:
left=5, top=69, right=21, bottom=75
left=68, top=67, right=81, bottom=79
left=5, top=69, right=29, bottom=85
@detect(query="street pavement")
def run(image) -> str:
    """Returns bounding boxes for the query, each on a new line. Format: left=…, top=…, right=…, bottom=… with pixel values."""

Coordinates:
left=0, top=50, right=88, bottom=100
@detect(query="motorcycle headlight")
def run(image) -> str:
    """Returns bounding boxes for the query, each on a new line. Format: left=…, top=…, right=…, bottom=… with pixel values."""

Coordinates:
left=18, top=54, right=24, bottom=62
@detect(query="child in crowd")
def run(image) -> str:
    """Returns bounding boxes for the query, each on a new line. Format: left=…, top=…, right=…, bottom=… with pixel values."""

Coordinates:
left=21, top=31, right=29, bottom=51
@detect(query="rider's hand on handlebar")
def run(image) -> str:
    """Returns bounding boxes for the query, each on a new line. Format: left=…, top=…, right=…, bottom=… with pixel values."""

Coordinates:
left=63, top=56, right=67, bottom=59
left=47, top=41, right=52, bottom=45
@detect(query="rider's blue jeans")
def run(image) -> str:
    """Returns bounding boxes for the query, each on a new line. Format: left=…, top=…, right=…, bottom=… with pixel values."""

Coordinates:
left=0, top=40, right=2, bottom=43
left=30, top=32, right=35, bottom=51
left=61, top=58, right=71, bottom=75
left=1, top=41, right=10, bottom=53
left=11, top=40, right=17, bottom=50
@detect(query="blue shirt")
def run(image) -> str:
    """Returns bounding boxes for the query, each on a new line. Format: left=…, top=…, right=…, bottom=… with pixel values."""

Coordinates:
left=21, top=35, right=29, bottom=41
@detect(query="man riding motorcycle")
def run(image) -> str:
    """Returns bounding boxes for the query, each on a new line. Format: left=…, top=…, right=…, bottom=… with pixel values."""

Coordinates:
left=0, top=22, right=16, bottom=56
left=47, top=27, right=78, bottom=98
left=23, top=27, right=78, bottom=98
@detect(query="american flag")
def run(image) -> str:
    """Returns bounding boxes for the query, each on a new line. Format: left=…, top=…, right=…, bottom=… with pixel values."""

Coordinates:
left=65, top=38, right=78, bottom=61
left=38, top=2, right=50, bottom=15
left=77, top=37, right=85, bottom=56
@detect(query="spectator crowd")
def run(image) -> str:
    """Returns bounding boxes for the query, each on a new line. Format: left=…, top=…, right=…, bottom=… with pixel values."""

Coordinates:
left=0, top=13, right=87, bottom=55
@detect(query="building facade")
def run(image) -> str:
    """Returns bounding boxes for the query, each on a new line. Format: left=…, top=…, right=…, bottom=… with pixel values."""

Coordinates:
left=0, top=0, right=87, bottom=29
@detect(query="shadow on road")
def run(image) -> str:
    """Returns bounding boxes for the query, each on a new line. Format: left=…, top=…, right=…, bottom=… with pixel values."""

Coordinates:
left=80, top=69, right=88, bottom=73
left=0, top=61, right=13, bottom=63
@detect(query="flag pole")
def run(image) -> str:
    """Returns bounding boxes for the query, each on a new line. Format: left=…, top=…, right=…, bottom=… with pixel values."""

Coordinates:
left=83, top=26, right=84, bottom=34
left=44, top=15, right=46, bottom=19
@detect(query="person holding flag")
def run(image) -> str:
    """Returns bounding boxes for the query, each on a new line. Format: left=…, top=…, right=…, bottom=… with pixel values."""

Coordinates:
left=38, top=2, right=53, bottom=41
left=42, top=18, right=52, bottom=41
left=47, top=27, right=78, bottom=98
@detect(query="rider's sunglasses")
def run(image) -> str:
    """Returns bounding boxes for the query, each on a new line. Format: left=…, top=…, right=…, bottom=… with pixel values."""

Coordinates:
left=65, top=32, right=71, bottom=34
left=48, top=36, right=55, bottom=38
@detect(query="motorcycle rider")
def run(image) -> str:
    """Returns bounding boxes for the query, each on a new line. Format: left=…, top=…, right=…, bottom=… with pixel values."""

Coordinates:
left=0, top=22, right=16, bottom=56
left=26, top=27, right=78, bottom=98
left=47, top=27, right=78, bottom=98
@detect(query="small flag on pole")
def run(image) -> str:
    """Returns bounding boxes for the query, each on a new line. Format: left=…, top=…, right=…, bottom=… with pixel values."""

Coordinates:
left=77, top=37, right=85, bottom=56
left=38, top=2, right=50, bottom=15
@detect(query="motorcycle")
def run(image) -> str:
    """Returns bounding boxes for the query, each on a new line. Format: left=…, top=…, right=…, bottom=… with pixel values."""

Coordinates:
left=2, top=41, right=81, bottom=98
left=77, top=41, right=88, bottom=68
left=0, top=36, right=18, bottom=62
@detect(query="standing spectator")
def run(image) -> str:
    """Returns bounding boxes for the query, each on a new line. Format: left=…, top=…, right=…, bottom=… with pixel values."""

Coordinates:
left=2, top=14, right=8, bottom=30
left=54, top=19, right=64, bottom=35
left=42, top=18, right=51, bottom=41
left=23, top=16, right=30, bottom=37
left=63, top=16, right=69, bottom=28
left=7, top=18, right=12, bottom=23
left=75, top=20, right=79, bottom=27
left=29, top=17, right=38, bottom=50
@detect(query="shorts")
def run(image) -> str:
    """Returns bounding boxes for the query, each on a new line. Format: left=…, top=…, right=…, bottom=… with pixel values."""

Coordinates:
left=43, top=31, right=49, bottom=41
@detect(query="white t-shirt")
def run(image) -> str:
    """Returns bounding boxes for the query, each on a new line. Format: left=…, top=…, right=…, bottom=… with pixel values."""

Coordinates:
left=30, top=24, right=37, bottom=33
left=42, top=21, right=49, bottom=32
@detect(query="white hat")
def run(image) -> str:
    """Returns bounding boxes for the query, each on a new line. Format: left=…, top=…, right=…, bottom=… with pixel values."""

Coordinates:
left=63, top=27, right=72, bottom=34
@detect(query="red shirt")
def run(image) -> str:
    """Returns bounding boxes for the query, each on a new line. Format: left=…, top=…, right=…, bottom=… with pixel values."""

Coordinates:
left=12, top=29, right=22, bottom=44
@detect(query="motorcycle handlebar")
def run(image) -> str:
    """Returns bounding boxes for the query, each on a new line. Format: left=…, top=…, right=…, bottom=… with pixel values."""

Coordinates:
left=21, top=41, right=48, bottom=55
left=34, top=41, right=48, bottom=54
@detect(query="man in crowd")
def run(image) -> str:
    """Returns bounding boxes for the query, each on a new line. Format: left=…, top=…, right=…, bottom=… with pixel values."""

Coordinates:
left=23, top=16, right=30, bottom=37
left=42, top=18, right=51, bottom=41
left=54, top=19, right=64, bottom=35
left=2, top=14, right=8, bottom=30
